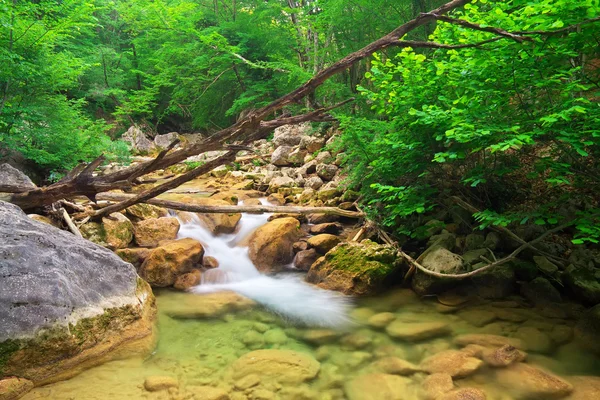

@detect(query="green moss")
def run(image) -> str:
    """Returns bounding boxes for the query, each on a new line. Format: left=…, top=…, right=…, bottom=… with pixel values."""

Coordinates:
left=0, top=339, right=21, bottom=374
left=324, top=241, right=399, bottom=279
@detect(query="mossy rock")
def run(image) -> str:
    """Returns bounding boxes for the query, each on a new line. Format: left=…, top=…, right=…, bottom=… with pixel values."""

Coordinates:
left=306, top=240, right=404, bottom=295
left=564, top=264, right=600, bottom=305
left=80, top=222, right=108, bottom=247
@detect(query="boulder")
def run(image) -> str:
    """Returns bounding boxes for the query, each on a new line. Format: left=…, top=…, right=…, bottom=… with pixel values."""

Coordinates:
left=308, top=213, right=341, bottom=224
left=316, top=163, right=338, bottom=181
left=116, top=247, right=152, bottom=270
left=80, top=221, right=109, bottom=247
left=422, top=373, right=454, bottom=400
left=0, top=201, right=156, bottom=384
left=271, top=146, right=294, bottom=166
left=134, top=217, right=180, bottom=247
left=173, top=269, right=202, bottom=291
left=125, top=204, right=168, bottom=220
left=481, top=344, right=527, bottom=367
left=566, top=376, right=600, bottom=400
left=230, top=349, right=319, bottom=384
left=0, top=377, right=34, bottom=400
left=367, top=312, right=396, bottom=329
left=464, top=233, right=485, bottom=252
left=370, top=357, right=421, bottom=375
left=421, top=246, right=464, bottom=274
left=412, top=246, right=464, bottom=296
left=386, top=321, right=451, bottom=342
left=153, top=132, right=179, bottom=148
left=193, top=198, right=241, bottom=235
left=268, top=176, right=296, bottom=193
left=0, top=164, right=36, bottom=192
left=454, top=334, right=524, bottom=350
left=305, top=176, right=324, bottom=190
left=534, top=256, right=560, bottom=276
left=247, top=217, right=302, bottom=272
left=163, top=291, right=255, bottom=319
left=307, top=234, right=341, bottom=254
left=121, top=125, right=156, bottom=154
left=144, top=376, right=178, bottom=392
left=294, top=249, right=320, bottom=271
left=438, top=388, right=487, bottom=400
left=345, top=373, right=411, bottom=400
left=315, top=151, right=333, bottom=164
left=420, top=350, right=483, bottom=378
left=102, top=213, right=134, bottom=250
left=317, top=181, right=340, bottom=201
left=288, top=148, right=308, bottom=165
left=521, top=277, right=562, bottom=305
left=267, top=193, right=285, bottom=206
left=495, top=363, right=573, bottom=399
left=574, top=304, right=600, bottom=356
left=470, top=265, right=516, bottom=299
left=306, top=240, right=403, bottom=296
left=299, top=136, right=325, bottom=153
left=563, top=265, right=600, bottom=305
left=140, top=238, right=204, bottom=287
left=309, top=222, right=343, bottom=235
left=273, top=123, right=308, bottom=147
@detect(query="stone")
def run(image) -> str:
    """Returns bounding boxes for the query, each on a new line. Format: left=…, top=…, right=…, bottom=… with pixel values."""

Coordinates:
left=302, top=329, right=340, bottom=345
left=421, top=246, right=464, bottom=274
left=534, top=256, right=560, bottom=276
left=203, top=256, right=220, bottom=269
left=300, top=135, right=325, bottom=153
left=367, top=312, right=396, bottom=329
left=153, top=132, right=179, bottom=148
left=267, top=193, right=285, bottom=206
left=102, top=212, right=134, bottom=250
left=188, top=386, right=230, bottom=400
left=247, top=217, right=302, bottom=273
left=0, top=377, right=34, bottom=400
left=116, top=247, right=151, bottom=270
left=420, top=350, right=483, bottom=378
left=483, top=232, right=502, bottom=250
left=471, top=265, right=516, bottom=299
left=273, top=123, right=308, bottom=147
left=495, top=363, right=573, bottom=399
left=307, top=234, right=341, bottom=254
left=164, top=291, right=255, bottom=319
left=422, top=373, right=454, bottom=400
left=121, top=125, right=156, bottom=153
left=438, top=388, right=487, bottom=400
left=309, top=222, right=343, bottom=235
left=305, top=176, right=324, bottom=190
left=293, top=241, right=309, bottom=252
left=0, top=201, right=156, bottom=384
left=315, top=151, right=333, bottom=164
left=306, top=240, right=403, bottom=296
left=316, top=164, right=338, bottom=181
left=173, top=269, right=202, bottom=290
left=294, top=249, right=320, bottom=271
left=462, top=249, right=489, bottom=265
left=345, top=373, right=411, bottom=400
left=563, top=264, right=600, bottom=305
left=308, top=213, right=341, bottom=224
left=566, top=376, right=600, bottom=400
left=231, top=349, right=320, bottom=384
left=144, top=376, right=179, bottom=392
left=188, top=197, right=242, bottom=235
left=234, top=374, right=261, bottom=390
left=264, top=329, right=288, bottom=345
left=134, top=217, right=180, bottom=247
left=482, top=344, right=527, bottom=367
left=288, top=148, right=308, bottom=165
left=458, top=309, right=497, bottom=327
left=426, top=232, right=457, bottom=251
left=268, top=175, right=296, bottom=192
left=371, top=357, right=421, bottom=375
left=515, top=326, right=553, bottom=353
left=0, top=163, right=36, bottom=192
left=271, top=146, right=294, bottom=166
left=126, top=203, right=168, bottom=220
left=317, top=181, right=340, bottom=201
left=80, top=221, right=108, bottom=247
left=27, top=214, right=55, bottom=226
left=574, top=304, right=600, bottom=356
left=454, top=334, right=525, bottom=350
left=242, top=330, right=264, bottom=347
left=268, top=213, right=307, bottom=223
left=521, top=277, right=562, bottom=305
left=341, top=332, right=372, bottom=350
left=549, top=325, right=573, bottom=345
left=511, top=259, right=540, bottom=281
left=140, top=238, right=204, bottom=287
left=464, top=233, right=485, bottom=252
left=386, top=321, right=451, bottom=341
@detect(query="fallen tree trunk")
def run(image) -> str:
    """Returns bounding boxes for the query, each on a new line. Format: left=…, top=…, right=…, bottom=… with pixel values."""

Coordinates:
left=90, top=192, right=364, bottom=219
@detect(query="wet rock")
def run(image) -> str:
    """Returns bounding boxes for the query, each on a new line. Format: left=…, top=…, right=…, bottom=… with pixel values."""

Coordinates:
left=521, top=277, right=562, bottom=305
left=420, top=350, right=483, bottom=378
left=264, top=329, right=288, bottom=345
left=566, top=376, right=600, bottom=400
left=140, top=238, right=204, bottom=287
left=294, top=249, right=320, bottom=271
left=102, top=212, right=134, bottom=250
left=116, top=247, right=152, bottom=270
left=271, top=145, right=294, bottom=166
left=0, top=201, right=156, bottom=384
left=193, top=198, right=242, bottom=234
left=482, top=344, right=527, bottom=367
left=341, top=332, right=372, bottom=350
left=458, top=309, right=497, bottom=327
left=134, top=217, right=180, bottom=247
left=438, top=388, right=487, bottom=400
left=188, top=385, right=230, bottom=400
left=231, top=349, right=320, bottom=384
left=471, top=265, right=516, bottom=299
left=144, top=376, right=179, bottom=392
left=309, top=222, right=343, bottom=235
left=386, top=321, right=451, bottom=341
left=367, top=312, right=396, bottom=329
left=370, top=357, right=421, bottom=375
left=306, top=240, right=403, bottom=296
left=454, top=334, right=524, bottom=350
left=345, top=373, right=411, bottom=400
left=307, top=234, right=341, bottom=254
left=316, top=164, right=338, bottom=181
left=563, top=264, right=600, bottom=305
left=302, top=329, right=340, bottom=345
left=308, top=213, right=341, bottom=224
left=164, top=291, right=255, bottom=319
left=293, top=241, right=309, bottom=252
left=247, top=217, right=302, bottom=273
left=422, top=373, right=454, bottom=400
left=495, top=363, right=573, bottom=399
left=0, top=163, right=36, bottom=192
left=574, top=304, right=600, bottom=356
left=203, top=256, right=220, bottom=269
left=515, top=326, right=553, bottom=353
left=0, top=377, right=34, bottom=400
left=173, top=269, right=202, bottom=290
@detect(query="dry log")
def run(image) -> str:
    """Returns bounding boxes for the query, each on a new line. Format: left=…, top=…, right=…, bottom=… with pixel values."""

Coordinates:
left=92, top=192, right=364, bottom=219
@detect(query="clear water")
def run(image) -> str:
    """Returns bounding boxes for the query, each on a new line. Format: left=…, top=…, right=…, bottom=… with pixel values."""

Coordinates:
left=22, top=206, right=600, bottom=400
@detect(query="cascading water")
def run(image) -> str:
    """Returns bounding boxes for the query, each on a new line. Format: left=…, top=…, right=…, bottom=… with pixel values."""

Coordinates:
left=176, top=199, right=353, bottom=328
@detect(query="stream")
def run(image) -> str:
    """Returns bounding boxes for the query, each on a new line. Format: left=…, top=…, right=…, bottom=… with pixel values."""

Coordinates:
left=22, top=203, right=600, bottom=400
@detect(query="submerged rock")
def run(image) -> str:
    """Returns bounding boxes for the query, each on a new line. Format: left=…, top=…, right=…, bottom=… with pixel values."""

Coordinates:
left=420, top=350, right=483, bottom=378
left=247, top=217, right=302, bottom=273
left=0, top=377, right=34, bottom=400
left=345, top=373, right=412, bottom=400
left=164, top=291, right=255, bottom=319
left=306, top=240, right=403, bottom=296
left=563, top=264, right=600, bottom=305
left=0, top=200, right=156, bottom=385
left=495, top=363, right=573, bottom=399
left=231, top=349, right=319, bottom=384
left=454, top=334, right=524, bottom=350
left=422, top=373, right=454, bottom=400
left=438, top=388, right=487, bottom=400
left=574, top=304, right=600, bottom=356
left=386, top=321, right=451, bottom=342
left=144, top=376, right=179, bottom=392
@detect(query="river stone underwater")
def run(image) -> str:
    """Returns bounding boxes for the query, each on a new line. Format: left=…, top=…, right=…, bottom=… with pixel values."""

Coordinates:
left=21, top=206, right=600, bottom=400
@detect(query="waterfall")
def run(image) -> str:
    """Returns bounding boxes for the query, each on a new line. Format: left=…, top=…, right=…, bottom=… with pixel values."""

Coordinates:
left=176, top=199, right=352, bottom=328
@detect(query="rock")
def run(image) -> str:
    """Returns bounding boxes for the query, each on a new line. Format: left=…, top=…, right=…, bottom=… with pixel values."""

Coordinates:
left=0, top=377, right=34, bottom=400
left=515, top=326, right=553, bottom=353
left=438, top=388, right=487, bottom=400
left=471, top=265, right=516, bottom=299
left=273, top=123, right=308, bottom=147
left=426, top=232, right=456, bottom=251
left=574, top=304, right=600, bottom=356
left=464, top=233, right=485, bottom=252
left=188, top=386, right=230, bottom=400
left=371, top=357, right=421, bottom=375
left=306, top=240, right=403, bottom=296
left=153, top=132, right=179, bottom=148
left=247, top=217, right=302, bottom=272
left=203, top=256, right=220, bottom=269
left=26, top=214, right=55, bottom=226
left=80, top=221, right=108, bottom=247
left=140, top=238, right=204, bottom=287
left=307, top=234, right=341, bottom=254
left=566, top=376, right=600, bottom=400
left=267, top=193, right=285, bottom=206
left=421, top=246, right=464, bottom=273
left=234, top=374, right=261, bottom=390
left=242, top=330, right=264, bottom=347
left=521, top=277, right=562, bottom=305
left=121, top=125, right=156, bottom=153
left=0, top=163, right=36, bottom=192
left=549, top=325, right=573, bottom=345
left=422, top=373, right=454, bottom=400
left=144, top=376, right=179, bottom=392
left=454, top=334, right=525, bottom=350
left=173, top=269, right=202, bottom=290
left=367, top=312, right=396, bottom=329
left=194, top=198, right=242, bottom=235
left=102, top=213, right=134, bottom=250
left=164, top=291, right=255, bottom=319
left=315, top=151, right=333, bottom=164
left=268, top=175, right=296, bottom=192
left=386, top=321, right=451, bottom=341
left=305, top=176, right=324, bottom=190
left=288, top=148, right=308, bottom=165
left=511, top=259, right=540, bottom=281
left=294, top=249, right=320, bottom=271
left=458, top=309, right=497, bottom=327
left=495, top=363, right=573, bottom=399
left=134, top=217, right=180, bottom=247
left=268, top=213, right=307, bottom=223
left=482, top=344, right=527, bottom=367
left=302, top=329, right=340, bottom=345
left=300, top=135, right=325, bottom=153
left=125, top=203, right=168, bottom=220
left=309, top=222, right=343, bottom=235
left=345, top=373, right=411, bottom=400
left=317, top=181, right=340, bottom=201
left=420, top=350, right=483, bottom=378
left=308, top=213, right=340, bottom=224
left=271, top=146, right=294, bottom=166
left=231, top=350, right=319, bottom=384
left=534, top=256, right=560, bottom=276
left=462, top=249, right=489, bottom=265
left=116, top=247, right=152, bottom=270
left=293, top=241, right=309, bottom=252
left=0, top=200, right=156, bottom=384
left=316, top=164, right=338, bottom=181
left=264, top=329, right=288, bottom=345
left=484, top=232, right=502, bottom=250
left=563, top=264, right=600, bottom=305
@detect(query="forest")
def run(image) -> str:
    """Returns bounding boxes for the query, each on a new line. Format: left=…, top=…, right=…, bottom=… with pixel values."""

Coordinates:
left=1, top=0, right=600, bottom=399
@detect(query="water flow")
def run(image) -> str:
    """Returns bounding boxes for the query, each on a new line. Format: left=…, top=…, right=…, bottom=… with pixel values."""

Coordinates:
left=176, top=199, right=352, bottom=328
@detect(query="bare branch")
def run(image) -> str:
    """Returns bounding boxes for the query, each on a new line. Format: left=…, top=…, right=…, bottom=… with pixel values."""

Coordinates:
left=425, top=13, right=530, bottom=42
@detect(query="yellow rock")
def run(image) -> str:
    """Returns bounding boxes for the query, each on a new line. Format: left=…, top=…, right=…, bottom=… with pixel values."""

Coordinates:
left=140, top=238, right=203, bottom=287
left=231, top=349, right=320, bottom=384
left=247, top=217, right=302, bottom=272
left=134, top=217, right=180, bottom=247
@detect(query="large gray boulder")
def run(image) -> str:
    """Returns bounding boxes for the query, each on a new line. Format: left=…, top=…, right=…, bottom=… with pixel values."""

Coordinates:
left=0, top=201, right=156, bottom=385
left=153, top=132, right=180, bottom=148
left=0, top=164, right=36, bottom=192
left=273, top=123, right=310, bottom=147
left=121, top=125, right=156, bottom=154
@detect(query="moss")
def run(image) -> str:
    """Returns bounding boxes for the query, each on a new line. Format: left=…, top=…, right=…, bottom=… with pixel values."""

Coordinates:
left=324, top=241, right=399, bottom=279
left=0, top=339, right=21, bottom=375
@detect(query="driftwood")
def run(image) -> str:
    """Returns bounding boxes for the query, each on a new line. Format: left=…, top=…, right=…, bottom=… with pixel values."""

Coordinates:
left=89, top=192, right=364, bottom=219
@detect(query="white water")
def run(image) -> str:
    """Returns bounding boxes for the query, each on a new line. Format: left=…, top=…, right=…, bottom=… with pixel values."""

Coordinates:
left=176, top=199, right=353, bottom=328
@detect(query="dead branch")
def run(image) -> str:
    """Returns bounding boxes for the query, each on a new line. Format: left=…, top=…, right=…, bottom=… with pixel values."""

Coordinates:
left=60, top=208, right=83, bottom=238
left=92, top=192, right=364, bottom=218
left=426, top=13, right=530, bottom=42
